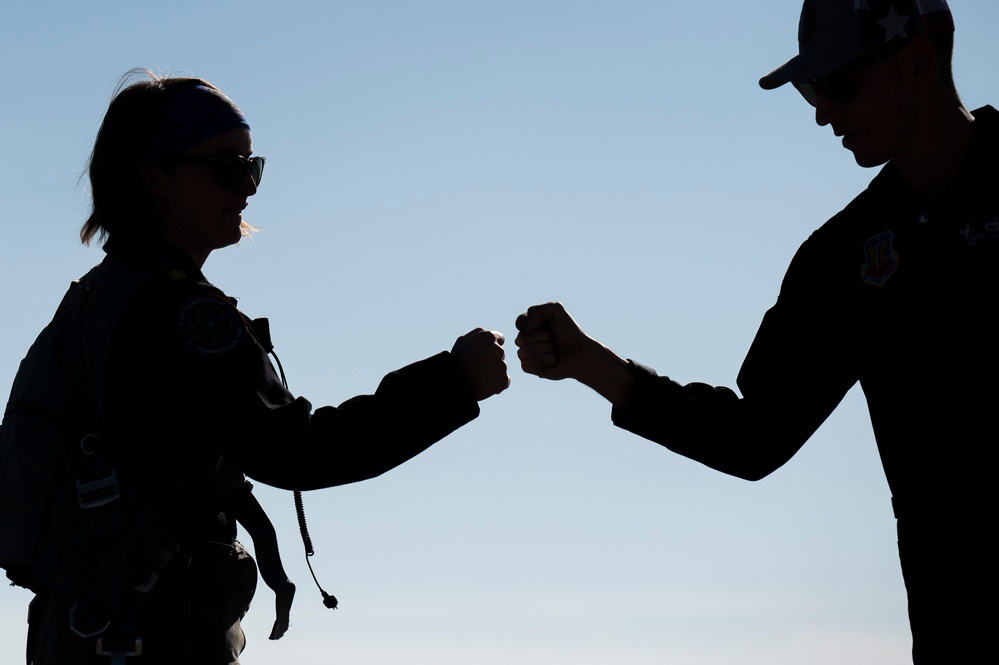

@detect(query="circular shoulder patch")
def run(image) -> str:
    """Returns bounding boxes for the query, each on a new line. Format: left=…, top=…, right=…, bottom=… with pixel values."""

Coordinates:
left=176, top=295, right=246, bottom=354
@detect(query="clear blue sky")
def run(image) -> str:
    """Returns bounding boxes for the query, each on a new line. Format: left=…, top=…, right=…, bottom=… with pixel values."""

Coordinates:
left=2, top=2, right=996, bottom=663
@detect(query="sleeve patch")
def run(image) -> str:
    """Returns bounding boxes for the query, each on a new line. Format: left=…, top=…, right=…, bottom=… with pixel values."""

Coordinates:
left=176, top=295, right=246, bottom=354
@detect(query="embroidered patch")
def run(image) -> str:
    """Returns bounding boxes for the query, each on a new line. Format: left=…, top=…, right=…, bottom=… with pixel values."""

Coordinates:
left=860, top=231, right=899, bottom=287
left=959, top=215, right=999, bottom=247
left=176, top=295, right=245, bottom=354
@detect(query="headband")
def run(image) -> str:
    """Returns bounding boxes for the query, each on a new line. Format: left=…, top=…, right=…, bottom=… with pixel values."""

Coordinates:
left=151, top=83, right=250, bottom=160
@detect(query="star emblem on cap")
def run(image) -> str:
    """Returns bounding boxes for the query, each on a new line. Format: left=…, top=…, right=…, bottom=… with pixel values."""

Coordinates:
left=878, top=6, right=911, bottom=40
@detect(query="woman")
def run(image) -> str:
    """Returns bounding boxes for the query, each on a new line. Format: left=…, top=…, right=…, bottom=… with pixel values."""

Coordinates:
left=2, top=71, right=508, bottom=664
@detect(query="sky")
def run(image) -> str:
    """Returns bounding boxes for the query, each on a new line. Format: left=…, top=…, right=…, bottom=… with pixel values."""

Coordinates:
left=1, top=1, right=996, bottom=663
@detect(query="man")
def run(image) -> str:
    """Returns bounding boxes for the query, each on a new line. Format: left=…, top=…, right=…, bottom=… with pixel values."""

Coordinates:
left=515, top=1, right=994, bottom=661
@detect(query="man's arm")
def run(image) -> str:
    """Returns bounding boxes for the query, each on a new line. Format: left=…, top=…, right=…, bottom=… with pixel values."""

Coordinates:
left=515, top=297, right=854, bottom=481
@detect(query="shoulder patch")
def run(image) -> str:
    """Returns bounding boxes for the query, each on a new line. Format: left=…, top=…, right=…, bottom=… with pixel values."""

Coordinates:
left=176, top=295, right=247, bottom=354
left=860, top=231, right=899, bottom=287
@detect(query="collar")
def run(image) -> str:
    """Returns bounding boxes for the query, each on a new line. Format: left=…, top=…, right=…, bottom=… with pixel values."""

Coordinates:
left=103, top=234, right=204, bottom=277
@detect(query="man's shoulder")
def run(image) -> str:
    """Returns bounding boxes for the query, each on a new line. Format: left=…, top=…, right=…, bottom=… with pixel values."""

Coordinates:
left=776, top=171, right=900, bottom=296
left=797, top=184, right=887, bottom=257
left=807, top=163, right=903, bottom=242
left=972, top=105, right=999, bottom=124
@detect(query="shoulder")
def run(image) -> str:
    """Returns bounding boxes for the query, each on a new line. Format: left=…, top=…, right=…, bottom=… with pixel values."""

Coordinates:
left=971, top=104, right=999, bottom=129
left=116, top=263, right=251, bottom=357
left=965, top=106, right=999, bottom=181
left=173, top=289, right=249, bottom=356
left=779, top=169, right=900, bottom=299
left=816, top=166, right=901, bottom=241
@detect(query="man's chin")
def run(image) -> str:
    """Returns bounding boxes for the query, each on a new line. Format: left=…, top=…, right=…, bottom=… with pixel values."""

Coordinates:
left=851, top=151, right=891, bottom=169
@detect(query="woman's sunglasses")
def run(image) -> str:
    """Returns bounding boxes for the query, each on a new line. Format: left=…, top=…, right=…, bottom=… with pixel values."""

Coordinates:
left=793, top=40, right=908, bottom=107
left=160, top=154, right=266, bottom=188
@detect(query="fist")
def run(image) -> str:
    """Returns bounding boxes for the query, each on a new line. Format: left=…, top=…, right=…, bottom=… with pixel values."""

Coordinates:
left=514, top=301, right=587, bottom=380
left=451, top=328, right=510, bottom=401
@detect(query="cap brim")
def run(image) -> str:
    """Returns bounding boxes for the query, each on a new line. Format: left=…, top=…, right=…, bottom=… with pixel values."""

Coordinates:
left=759, top=68, right=790, bottom=91
left=758, top=48, right=867, bottom=91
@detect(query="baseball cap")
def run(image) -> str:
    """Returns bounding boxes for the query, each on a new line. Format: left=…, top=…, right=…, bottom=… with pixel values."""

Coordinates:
left=759, top=0, right=954, bottom=90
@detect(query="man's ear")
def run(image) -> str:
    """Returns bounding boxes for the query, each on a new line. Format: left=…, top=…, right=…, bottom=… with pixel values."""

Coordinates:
left=902, top=36, right=935, bottom=82
left=140, top=161, right=165, bottom=199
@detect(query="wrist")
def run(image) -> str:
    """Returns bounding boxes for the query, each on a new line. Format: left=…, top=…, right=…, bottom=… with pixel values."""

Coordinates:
left=576, top=336, right=633, bottom=408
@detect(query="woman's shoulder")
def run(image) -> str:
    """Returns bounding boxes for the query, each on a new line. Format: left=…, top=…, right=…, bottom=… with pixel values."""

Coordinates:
left=112, top=257, right=250, bottom=358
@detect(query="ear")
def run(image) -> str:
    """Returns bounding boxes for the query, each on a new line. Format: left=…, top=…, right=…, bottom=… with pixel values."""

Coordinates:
left=900, top=37, right=935, bottom=83
left=140, top=161, right=166, bottom=199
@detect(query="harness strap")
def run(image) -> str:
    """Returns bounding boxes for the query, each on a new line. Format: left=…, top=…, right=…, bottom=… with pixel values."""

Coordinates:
left=229, top=482, right=295, bottom=639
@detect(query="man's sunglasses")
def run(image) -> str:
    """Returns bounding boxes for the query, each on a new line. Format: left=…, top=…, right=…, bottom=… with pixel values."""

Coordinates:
left=793, top=40, right=908, bottom=107
left=161, top=154, right=266, bottom=188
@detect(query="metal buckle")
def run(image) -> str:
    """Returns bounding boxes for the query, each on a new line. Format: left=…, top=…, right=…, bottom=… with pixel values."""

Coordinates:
left=76, top=470, right=120, bottom=509
left=68, top=601, right=110, bottom=638
left=96, top=635, right=143, bottom=657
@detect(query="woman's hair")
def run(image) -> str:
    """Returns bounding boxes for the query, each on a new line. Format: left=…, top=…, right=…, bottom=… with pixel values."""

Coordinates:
left=80, top=70, right=241, bottom=246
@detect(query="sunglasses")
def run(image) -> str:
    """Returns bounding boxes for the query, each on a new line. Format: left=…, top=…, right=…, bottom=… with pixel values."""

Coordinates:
left=793, top=40, right=908, bottom=107
left=161, top=154, right=266, bottom=188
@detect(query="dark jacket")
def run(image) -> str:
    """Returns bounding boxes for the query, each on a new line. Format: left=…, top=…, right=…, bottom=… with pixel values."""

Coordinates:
left=608, top=107, right=999, bottom=660
left=611, top=106, right=999, bottom=514
left=13, top=236, right=480, bottom=661
left=102, top=237, right=480, bottom=527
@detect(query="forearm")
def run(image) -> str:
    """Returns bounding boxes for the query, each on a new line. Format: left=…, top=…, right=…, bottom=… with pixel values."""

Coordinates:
left=237, top=352, right=480, bottom=490
left=610, top=362, right=819, bottom=481
left=572, top=335, right=635, bottom=409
